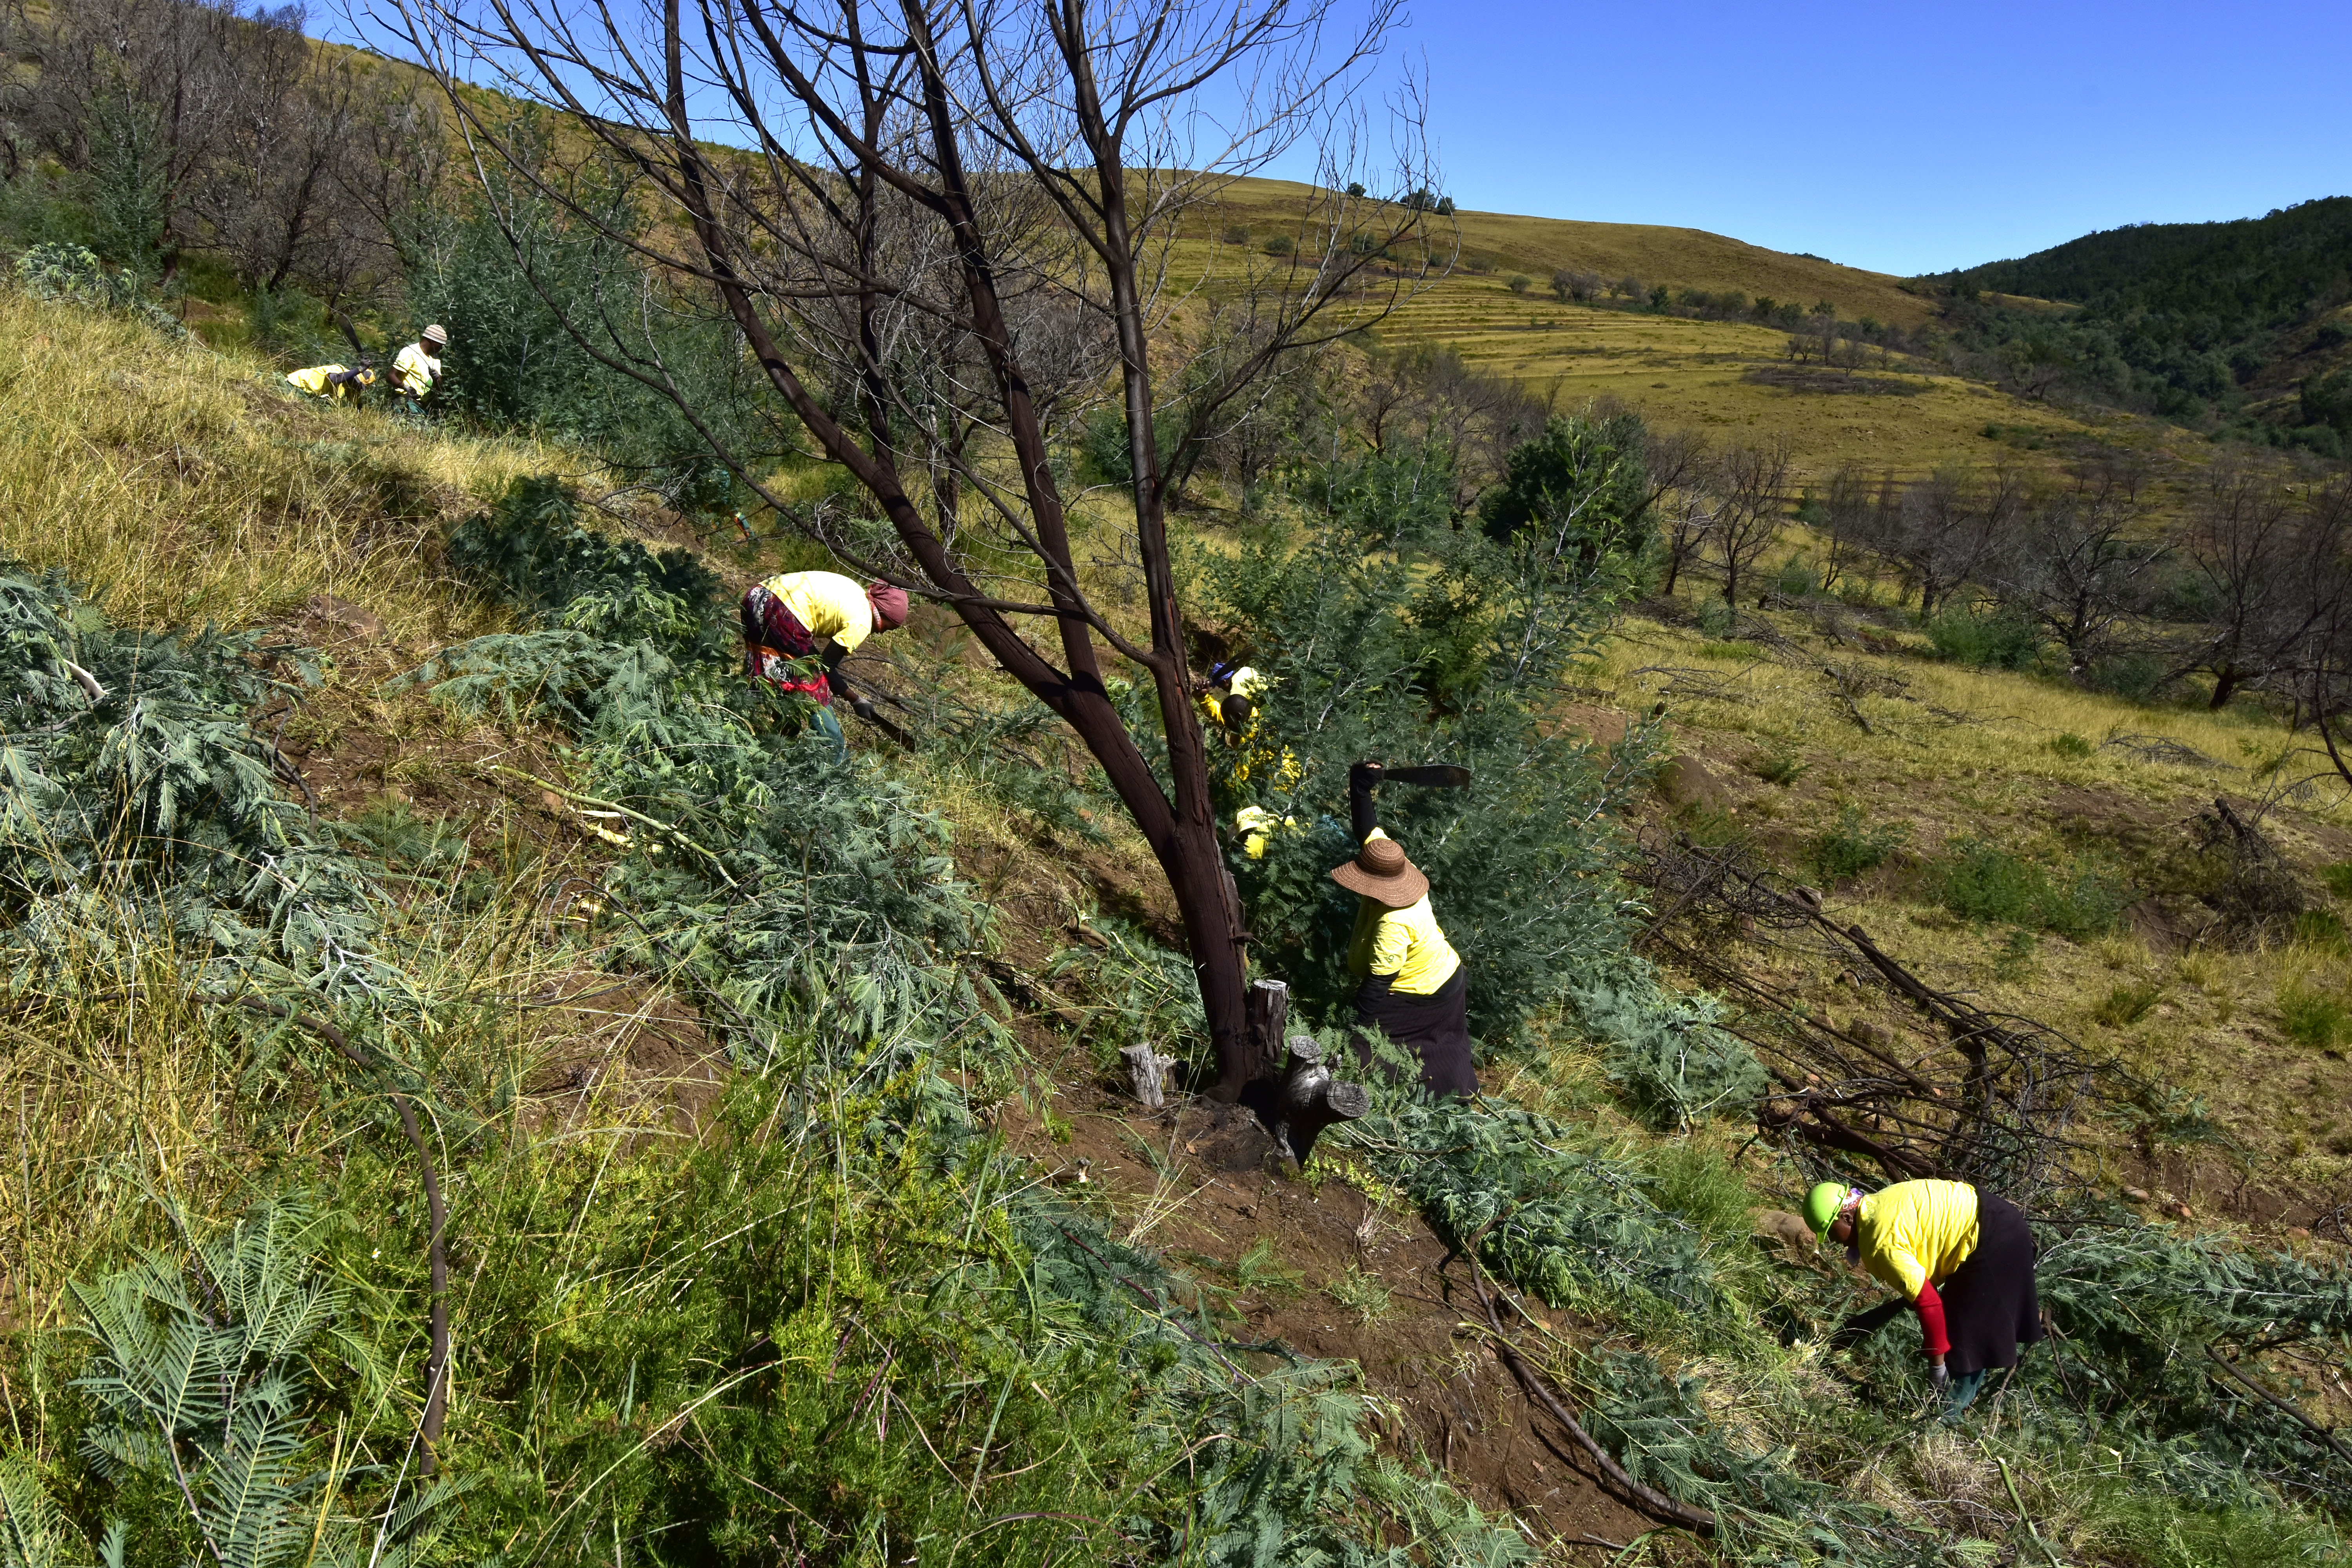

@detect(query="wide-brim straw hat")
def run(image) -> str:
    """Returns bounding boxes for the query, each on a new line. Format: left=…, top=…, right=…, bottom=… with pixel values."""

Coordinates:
left=1329, top=835, right=1429, bottom=907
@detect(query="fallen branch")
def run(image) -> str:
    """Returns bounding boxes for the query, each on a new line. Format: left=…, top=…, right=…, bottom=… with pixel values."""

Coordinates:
left=1461, top=1256, right=1717, bottom=1535
left=493, top=764, right=740, bottom=889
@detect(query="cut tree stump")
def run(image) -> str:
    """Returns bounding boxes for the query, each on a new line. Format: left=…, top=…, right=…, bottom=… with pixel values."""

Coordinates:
left=1121, top=1042, right=1175, bottom=1109
left=1273, top=1034, right=1370, bottom=1164
left=1246, top=978, right=1289, bottom=1081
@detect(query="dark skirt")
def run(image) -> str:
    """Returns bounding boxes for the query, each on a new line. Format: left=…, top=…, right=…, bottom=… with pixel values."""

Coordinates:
left=1940, top=1193, right=2043, bottom=1376
left=740, top=587, right=829, bottom=700
left=1354, top=965, right=1476, bottom=1098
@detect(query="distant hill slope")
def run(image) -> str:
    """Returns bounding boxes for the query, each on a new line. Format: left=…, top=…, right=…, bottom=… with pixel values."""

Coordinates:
left=1920, top=198, right=2352, bottom=452
left=1938, top=197, right=2352, bottom=328
left=1205, top=177, right=1937, bottom=328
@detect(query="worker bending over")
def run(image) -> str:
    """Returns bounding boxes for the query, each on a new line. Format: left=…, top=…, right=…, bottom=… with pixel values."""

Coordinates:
left=741, top=570, right=909, bottom=755
left=286, top=362, right=375, bottom=403
left=1327, top=761, right=1474, bottom=1096
left=391, top=325, right=448, bottom=405
left=1808, top=1177, right=2042, bottom=1418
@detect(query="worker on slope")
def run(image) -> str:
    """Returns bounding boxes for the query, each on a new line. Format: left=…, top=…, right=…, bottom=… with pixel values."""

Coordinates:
left=741, top=570, right=909, bottom=756
left=285, top=361, right=376, bottom=404
left=1807, top=1177, right=2043, bottom=1419
left=1327, top=760, right=1474, bottom=1096
left=390, top=324, right=448, bottom=406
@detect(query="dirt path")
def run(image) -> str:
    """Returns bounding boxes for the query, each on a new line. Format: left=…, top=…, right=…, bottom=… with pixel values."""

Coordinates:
left=1005, top=1080, right=1659, bottom=1556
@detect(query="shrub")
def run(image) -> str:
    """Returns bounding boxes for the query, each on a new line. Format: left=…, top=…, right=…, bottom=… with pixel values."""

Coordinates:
left=1933, top=837, right=2130, bottom=939
left=1263, top=234, right=1294, bottom=256
left=1506, top=273, right=1531, bottom=294
left=1927, top=604, right=2040, bottom=669
left=2279, top=986, right=2348, bottom=1049
left=2321, top=862, right=2352, bottom=898
left=1751, top=748, right=1807, bottom=786
left=2049, top=732, right=2095, bottom=759
left=1809, top=804, right=1906, bottom=882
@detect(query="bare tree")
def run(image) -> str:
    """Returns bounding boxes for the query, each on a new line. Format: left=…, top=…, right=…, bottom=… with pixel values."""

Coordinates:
left=2178, top=466, right=2352, bottom=710
left=388, top=0, right=1440, bottom=1098
left=1830, top=466, right=2022, bottom=620
left=1984, top=457, right=2168, bottom=682
left=1644, top=427, right=1708, bottom=597
left=1703, top=436, right=1791, bottom=607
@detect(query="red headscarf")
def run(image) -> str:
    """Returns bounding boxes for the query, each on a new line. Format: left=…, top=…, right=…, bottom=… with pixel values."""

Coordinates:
left=866, top=582, right=910, bottom=630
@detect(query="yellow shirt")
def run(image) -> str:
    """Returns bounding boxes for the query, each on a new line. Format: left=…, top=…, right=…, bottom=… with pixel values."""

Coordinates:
left=392, top=343, right=441, bottom=397
left=1855, top=1180, right=1980, bottom=1302
left=287, top=364, right=368, bottom=399
left=1345, top=830, right=1461, bottom=995
left=762, top=571, right=875, bottom=653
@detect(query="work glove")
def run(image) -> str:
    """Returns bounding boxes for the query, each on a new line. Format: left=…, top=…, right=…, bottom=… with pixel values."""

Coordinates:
left=1930, top=1361, right=1949, bottom=1392
left=851, top=697, right=878, bottom=722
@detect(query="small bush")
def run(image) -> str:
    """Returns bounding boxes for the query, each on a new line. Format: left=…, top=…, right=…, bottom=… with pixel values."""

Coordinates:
left=1751, top=749, right=1807, bottom=786
left=2084, top=650, right=2171, bottom=701
left=1323, top=1264, right=1394, bottom=1325
left=2278, top=986, right=2348, bottom=1050
left=1809, top=804, right=1905, bottom=882
left=2048, top=732, right=2095, bottom=759
left=1262, top=234, right=1294, bottom=256
left=1927, top=605, right=2040, bottom=669
left=2092, top=982, right=2163, bottom=1027
left=1506, top=274, right=1531, bottom=294
left=2321, top=862, right=2352, bottom=898
left=1933, top=837, right=2129, bottom=939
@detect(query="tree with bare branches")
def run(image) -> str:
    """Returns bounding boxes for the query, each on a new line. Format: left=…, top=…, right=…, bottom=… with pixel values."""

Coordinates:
left=387, top=0, right=1442, bottom=1097
left=1701, top=435, right=1791, bottom=608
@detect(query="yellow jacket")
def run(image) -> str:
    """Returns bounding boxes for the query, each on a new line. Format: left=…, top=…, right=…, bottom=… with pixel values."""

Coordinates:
left=1345, top=830, right=1461, bottom=995
left=392, top=342, right=441, bottom=397
left=760, top=571, right=876, bottom=653
left=1855, top=1180, right=1980, bottom=1302
left=287, top=363, right=372, bottom=401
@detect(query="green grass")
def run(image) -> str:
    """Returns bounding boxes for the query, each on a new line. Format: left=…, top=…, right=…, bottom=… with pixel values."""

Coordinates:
left=1809, top=803, right=1906, bottom=882
left=1933, top=837, right=2131, bottom=940
left=2093, top=982, right=2164, bottom=1028
left=2279, top=986, right=2349, bottom=1051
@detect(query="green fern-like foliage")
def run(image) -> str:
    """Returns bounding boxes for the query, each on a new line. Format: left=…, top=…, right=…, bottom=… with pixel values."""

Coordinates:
left=0, top=566, right=384, bottom=994
left=60, top=1201, right=463, bottom=1568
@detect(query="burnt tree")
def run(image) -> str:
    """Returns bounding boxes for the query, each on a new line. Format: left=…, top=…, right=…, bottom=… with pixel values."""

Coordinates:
left=394, top=0, right=1439, bottom=1097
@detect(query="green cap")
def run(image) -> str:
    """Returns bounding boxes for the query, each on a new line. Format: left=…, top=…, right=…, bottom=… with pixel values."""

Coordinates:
left=1804, top=1181, right=1849, bottom=1242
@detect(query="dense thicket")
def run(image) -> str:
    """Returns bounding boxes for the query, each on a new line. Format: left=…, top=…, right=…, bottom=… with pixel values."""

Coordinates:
left=1925, top=198, right=2352, bottom=447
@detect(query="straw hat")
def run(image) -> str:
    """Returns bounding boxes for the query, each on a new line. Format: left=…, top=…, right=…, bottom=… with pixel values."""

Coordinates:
left=421, top=324, right=448, bottom=347
left=1329, top=835, right=1429, bottom=907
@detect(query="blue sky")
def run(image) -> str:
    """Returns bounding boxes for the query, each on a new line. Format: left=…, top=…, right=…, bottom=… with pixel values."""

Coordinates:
left=1375, top=0, right=2352, bottom=276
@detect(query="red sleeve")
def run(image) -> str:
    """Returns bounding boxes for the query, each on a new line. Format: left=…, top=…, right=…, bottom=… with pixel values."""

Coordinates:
left=1913, top=1279, right=1950, bottom=1357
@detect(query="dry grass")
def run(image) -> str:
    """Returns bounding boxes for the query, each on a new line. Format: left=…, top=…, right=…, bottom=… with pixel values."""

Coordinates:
left=0, top=290, right=559, bottom=637
left=1582, top=580, right=2352, bottom=1207
left=1201, top=175, right=1939, bottom=327
left=1172, top=176, right=2207, bottom=479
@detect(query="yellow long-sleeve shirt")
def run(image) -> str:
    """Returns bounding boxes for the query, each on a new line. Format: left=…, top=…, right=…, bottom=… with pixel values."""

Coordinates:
left=1345, top=829, right=1461, bottom=995
left=760, top=571, right=876, bottom=653
left=1855, top=1180, right=1980, bottom=1302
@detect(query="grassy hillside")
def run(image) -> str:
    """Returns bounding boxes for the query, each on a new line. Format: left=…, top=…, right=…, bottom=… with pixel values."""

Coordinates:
left=1189, top=178, right=2182, bottom=479
left=6, top=193, right=2352, bottom=1567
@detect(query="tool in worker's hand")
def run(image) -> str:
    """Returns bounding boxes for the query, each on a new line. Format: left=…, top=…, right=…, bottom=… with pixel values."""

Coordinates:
left=849, top=698, right=915, bottom=750
left=1383, top=765, right=1473, bottom=789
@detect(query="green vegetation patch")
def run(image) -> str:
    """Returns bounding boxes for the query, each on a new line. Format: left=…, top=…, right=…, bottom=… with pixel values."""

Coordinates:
left=1933, top=837, right=2131, bottom=939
